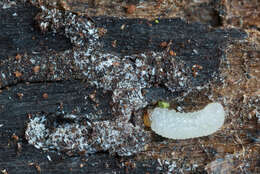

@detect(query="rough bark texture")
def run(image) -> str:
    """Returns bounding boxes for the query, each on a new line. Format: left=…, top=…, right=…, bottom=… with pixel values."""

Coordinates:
left=0, top=1, right=71, bottom=58
left=0, top=0, right=259, bottom=173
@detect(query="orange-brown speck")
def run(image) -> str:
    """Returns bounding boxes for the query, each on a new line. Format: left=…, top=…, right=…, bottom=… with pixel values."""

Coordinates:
left=14, top=71, right=22, bottom=78
left=169, top=50, right=176, bottom=56
left=42, top=93, right=48, bottom=99
left=17, top=93, right=24, bottom=99
left=15, top=54, right=22, bottom=60
left=143, top=111, right=151, bottom=127
left=160, top=41, right=167, bottom=48
left=126, top=4, right=136, bottom=14
left=33, top=66, right=40, bottom=73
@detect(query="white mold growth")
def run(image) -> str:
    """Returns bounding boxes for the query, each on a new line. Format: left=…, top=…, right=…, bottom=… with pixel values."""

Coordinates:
left=25, top=114, right=149, bottom=156
left=150, top=103, right=225, bottom=139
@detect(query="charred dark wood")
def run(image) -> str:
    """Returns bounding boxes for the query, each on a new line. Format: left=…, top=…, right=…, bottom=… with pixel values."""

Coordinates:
left=0, top=2, right=246, bottom=90
left=0, top=2, right=71, bottom=59
left=0, top=1, right=254, bottom=174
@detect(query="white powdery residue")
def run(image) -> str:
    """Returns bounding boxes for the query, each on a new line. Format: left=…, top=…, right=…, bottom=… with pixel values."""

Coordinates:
left=26, top=116, right=96, bottom=153
left=94, top=121, right=120, bottom=151
left=46, top=123, right=93, bottom=152
left=25, top=116, right=49, bottom=147
left=111, top=87, right=148, bottom=122
left=62, top=12, right=99, bottom=47
left=1, top=72, right=6, bottom=79
left=140, top=53, right=147, bottom=58
left=30, top=58, right=36, bottom=64
left=116, top=74, right=138, bottom=89
left=128, top=89, right=148, bottom=111
left=93, top=121, right=148, bottom=156
left=205, top=153, right=251, bottom=173
left=175, top=70, right=182, bottom=77
left=25, top=115, right=148, bottom=156
left=178, top=81, right=184, bottom=87
left=88, top=28, right=96, bottom=36
left=84, top=21, right=99, bottom=39
left=256, top=110, right=260, bottom=123
left=95, top=55, right=117, bottom=71
left=40, top=22, right=49, bottom=30
left=1, top=1, right=16, bottom=9
left=135, top=59, right=143, bottom=67
left=83, top=48, right=93, bottom=57
left=151, top=67, right=156, bottom=75
left=253, top=98, right=260, bottom=122
left=73, top=49, right=91, bottom=69
left=196, top=85, right=207, bottom=90
left=152, top=51, right=160, bottom=59
left=156, top=159, right=180, bottom=173
left=150, top=103, right=225, bottom=139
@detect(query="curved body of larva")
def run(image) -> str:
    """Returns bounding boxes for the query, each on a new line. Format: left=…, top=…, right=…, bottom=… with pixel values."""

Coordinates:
left=150, top=103, right=225, bottom=139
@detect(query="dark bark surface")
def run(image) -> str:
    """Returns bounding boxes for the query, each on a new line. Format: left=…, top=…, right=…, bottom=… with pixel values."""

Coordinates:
left=0, top=81, right=175, bottom=173
left=0, top=2, right=71, bottom=59
left=0, top=1, right=257, bottom=174
left=0, top=2, right=183, bottom=173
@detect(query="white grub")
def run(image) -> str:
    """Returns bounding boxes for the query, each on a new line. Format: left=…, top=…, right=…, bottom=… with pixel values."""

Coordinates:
left=150, top=103, right=225, bottom=139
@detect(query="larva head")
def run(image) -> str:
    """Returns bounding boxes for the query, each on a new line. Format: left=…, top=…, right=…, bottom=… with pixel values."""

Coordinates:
left=143, top=109, right=152, bottom=128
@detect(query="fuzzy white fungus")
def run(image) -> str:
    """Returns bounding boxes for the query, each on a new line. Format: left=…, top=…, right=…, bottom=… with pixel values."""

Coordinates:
left=150, top=103, right=225, bottom=139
